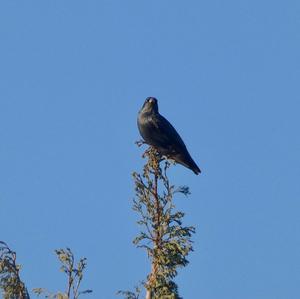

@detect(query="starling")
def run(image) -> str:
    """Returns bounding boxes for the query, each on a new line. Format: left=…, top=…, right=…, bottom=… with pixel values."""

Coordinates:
left=137, top=97, right=201, bottom=175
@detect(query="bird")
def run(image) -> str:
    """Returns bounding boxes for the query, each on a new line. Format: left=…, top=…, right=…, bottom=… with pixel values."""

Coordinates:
left=137, top=97, right=201, bottom=175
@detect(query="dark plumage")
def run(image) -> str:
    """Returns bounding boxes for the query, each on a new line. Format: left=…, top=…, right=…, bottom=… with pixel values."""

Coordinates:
left=137, top=97, right=201, bottom=175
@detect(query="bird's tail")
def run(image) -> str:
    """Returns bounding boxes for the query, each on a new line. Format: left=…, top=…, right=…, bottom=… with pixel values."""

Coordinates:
left=173, top=152, right=201, bottom=175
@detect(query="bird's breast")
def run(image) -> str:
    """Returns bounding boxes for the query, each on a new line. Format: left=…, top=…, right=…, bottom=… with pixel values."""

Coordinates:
left=137, top=113, right=157, bottom=144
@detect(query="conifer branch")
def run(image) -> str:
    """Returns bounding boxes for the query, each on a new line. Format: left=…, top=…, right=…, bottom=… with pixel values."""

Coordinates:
left=121, top=146, right=195, bottom=299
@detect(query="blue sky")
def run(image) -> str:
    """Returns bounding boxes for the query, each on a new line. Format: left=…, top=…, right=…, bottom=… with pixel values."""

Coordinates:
left=0, top=1, right=300, bottom=298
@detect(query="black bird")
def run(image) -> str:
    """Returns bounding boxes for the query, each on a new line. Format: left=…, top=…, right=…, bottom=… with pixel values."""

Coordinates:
left=137, top=97, right=201, bottom=175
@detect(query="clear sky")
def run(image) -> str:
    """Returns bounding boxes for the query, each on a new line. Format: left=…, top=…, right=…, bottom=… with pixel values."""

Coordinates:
left=0, top=1, right=299, bottom=298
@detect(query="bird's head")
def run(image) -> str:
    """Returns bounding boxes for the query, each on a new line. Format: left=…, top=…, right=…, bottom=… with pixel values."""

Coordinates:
left=141, top=97, right=159, bottom=114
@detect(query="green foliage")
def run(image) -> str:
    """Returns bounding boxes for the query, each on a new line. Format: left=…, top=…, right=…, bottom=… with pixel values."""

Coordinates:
left=0, top=241, right=30, bottom=299
left=33, top=248, right=92, bottom=299
left=121, top=146, right=195, bottom=299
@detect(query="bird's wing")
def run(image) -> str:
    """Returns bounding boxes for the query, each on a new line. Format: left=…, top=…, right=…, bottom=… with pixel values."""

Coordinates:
left=150, top=114, right=187, bottom=152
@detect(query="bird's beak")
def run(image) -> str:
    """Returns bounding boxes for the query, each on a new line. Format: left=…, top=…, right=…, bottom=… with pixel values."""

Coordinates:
left=149, top=98, right=154, bottom=104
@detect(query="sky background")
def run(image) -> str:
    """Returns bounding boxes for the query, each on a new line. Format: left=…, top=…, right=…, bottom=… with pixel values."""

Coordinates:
left=0, top=1, right=300, bottom=298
